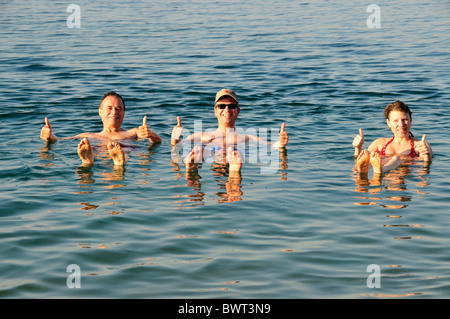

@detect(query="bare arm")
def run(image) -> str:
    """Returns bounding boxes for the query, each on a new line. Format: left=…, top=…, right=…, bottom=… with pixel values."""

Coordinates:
left=40, top=117, right=97, bottom=142
left=247, top=123, right=289, bottom=148
left=367, top=138, right=383, bottom=153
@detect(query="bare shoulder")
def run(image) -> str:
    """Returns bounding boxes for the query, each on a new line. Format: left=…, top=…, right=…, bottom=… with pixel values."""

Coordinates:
left=368, top=137, right=390, bottom=152
left=200, top=131, right=216, bottom=143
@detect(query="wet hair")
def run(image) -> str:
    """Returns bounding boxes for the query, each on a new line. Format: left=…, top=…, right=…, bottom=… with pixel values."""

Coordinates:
left=384, top=100, right=412, bottom=120
left=99, top=91, right=125, bottom=110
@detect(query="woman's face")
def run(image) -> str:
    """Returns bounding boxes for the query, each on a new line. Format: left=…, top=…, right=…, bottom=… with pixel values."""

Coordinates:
left=387, top=111, right=411, bottom=138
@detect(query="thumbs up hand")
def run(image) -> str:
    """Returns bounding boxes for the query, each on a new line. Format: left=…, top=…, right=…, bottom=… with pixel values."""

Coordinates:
left=137, top=116, right=161, bottom=143
left=40, top=117, right=57, bottom=142
left=171, top=116, right=183, bottom=145
left=272, top=122, right=289, bottom=148
left=279, top=122, right=289, bottom=147
left=353, top=128, right=365, bottom=156
left=416, top=134, right=431, bottom=161
left=138, top=116, right=150, bottom=139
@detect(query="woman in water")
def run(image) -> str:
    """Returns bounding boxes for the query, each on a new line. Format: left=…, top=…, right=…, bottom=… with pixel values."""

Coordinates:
left=353, top=100, right=432, bottom=175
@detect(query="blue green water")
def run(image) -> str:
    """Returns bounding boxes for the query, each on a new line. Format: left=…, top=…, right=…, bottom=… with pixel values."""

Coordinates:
left=1, top=0, right=449, bottom=298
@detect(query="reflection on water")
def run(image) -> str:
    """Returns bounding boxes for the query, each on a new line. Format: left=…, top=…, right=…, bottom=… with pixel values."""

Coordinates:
left=73, top=142, right=162, bottom=185
left=3, top=0, right=449, bottom=299
left=353, top=158, right=431, bottom=206
left=76, top=165, right=95, bottom=185
left=184, top=168, right=206, bottom=206
left=39, top=144, right=55, bottom=167
left=211, top=164, right=243, bottom=204
left=352, top=159, right=431, bottom=242
left=171, top=148, right=289, bottom=207
left=68, top=136, right=288, bottom=209
left=279, top=148, right=288, bottom=181
left=63, top=142, right=163, bottom=217
left=171, top=162, right=241, bottom=206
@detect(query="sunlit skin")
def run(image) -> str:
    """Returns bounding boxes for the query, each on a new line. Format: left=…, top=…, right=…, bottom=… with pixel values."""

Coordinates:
left=107, top=141, right=126, bottom=166
left=77, top=138, right=94, bottom=165
left=370, top=111, right=428, bottom=157
left=353, top=109, right=432, bottom=176
left=40, top=94, right=161, bottom=166
left=171, top=89, right=288, bottom=203
left=354, top=111, right=431, bottom=159
left=356, top=149, right=402, bottom=175
left=97, top=95, right=127, bottom=137
left=172, top=95, right=289, bottom=172
left=369, top=151, right=382, bottom=175
left=356, top=149, right=370, bottom=173
left=226, top=146, right=243, bottom=172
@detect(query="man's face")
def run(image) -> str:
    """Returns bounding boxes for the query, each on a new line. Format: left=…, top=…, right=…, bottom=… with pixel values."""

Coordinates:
left=99, top=95, right=125, bottom=128
left=214, top=96, right=240, bottom=126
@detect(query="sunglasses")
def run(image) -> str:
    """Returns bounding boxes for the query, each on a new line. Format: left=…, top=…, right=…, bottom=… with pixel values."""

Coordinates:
left=215, top=103, right=239, bottom=109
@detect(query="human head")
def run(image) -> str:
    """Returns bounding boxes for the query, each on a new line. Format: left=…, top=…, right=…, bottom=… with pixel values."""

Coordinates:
left=214, top=89, right=240, bottom=128
left=384, top=100, right=411, bottom=121
left=98, top=91, right=125, bottom=128
left=100, top=91, right=125, bottom=111
left=385, top=100, right=413, bottom=137
left=215, top=88, right=239, bottom=105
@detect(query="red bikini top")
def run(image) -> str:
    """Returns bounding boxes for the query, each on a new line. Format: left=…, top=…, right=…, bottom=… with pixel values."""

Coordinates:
left=380, top=132, right=418, bottom=157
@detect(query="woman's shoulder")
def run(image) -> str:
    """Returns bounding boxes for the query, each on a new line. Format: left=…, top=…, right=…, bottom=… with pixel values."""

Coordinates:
left=372, top=137, right=391, bottom=145
left=368, top=137, right=391, bottom=151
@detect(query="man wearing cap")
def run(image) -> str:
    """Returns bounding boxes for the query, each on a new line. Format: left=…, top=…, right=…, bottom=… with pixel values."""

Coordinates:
left=171, top=88, right=289, bottom=172
left=40, top=91, right=161, bottom=166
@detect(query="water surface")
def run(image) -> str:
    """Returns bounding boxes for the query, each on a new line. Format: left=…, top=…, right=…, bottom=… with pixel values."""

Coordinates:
left=1, top=0, right=449, bottom=298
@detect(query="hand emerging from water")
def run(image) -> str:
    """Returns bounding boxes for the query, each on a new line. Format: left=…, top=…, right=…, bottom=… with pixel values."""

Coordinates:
left=171, top=116, right=183, bottom=146
left=416, top=134, right=431, bottom=162
left=273, top=123, right=289, bottom=148
left=40, top=117, right=57, bottom=143
left=353, top=128, right=364, bottom=156
left=138, top=116, right=161, bottom=143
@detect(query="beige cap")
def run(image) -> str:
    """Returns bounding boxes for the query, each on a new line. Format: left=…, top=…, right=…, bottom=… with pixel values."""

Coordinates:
left=215, top=89, right=238, bottom=104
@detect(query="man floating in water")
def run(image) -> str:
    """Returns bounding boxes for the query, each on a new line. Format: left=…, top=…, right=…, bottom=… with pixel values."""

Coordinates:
left=171, top=88, right=289, bottom=173
left=40, top=91, right=161, bottom=166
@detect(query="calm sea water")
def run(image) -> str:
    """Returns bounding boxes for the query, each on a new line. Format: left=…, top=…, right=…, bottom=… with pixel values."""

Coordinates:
left=1, top=0, right=449, bottom=299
